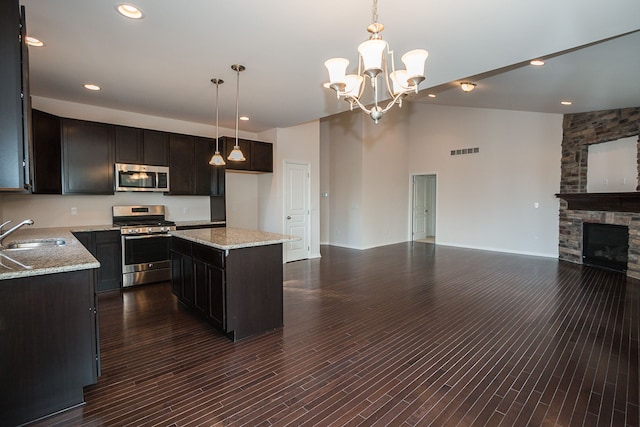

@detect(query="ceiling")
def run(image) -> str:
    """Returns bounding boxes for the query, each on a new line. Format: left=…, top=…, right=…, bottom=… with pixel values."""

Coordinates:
left=20, top=0, right=640, bottom=133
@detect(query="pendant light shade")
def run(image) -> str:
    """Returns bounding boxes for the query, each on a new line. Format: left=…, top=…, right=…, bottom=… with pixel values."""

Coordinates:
left=209, top=78, right=226, bottom=166
left=228, top=64, right=246, bottom=162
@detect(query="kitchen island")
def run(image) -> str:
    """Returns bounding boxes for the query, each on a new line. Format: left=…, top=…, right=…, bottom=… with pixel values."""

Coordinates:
left=0, top=228, right=100, bottom=426
left=170, top=228, right=297, bottom=341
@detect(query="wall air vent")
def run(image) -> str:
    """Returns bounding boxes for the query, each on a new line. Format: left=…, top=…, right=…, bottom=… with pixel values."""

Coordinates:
left=450, top=147, right=479, bottom=156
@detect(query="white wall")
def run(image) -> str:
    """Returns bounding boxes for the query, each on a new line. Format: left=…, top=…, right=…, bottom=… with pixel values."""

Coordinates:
left=361, top=107, right=410, bottom=248
left=408, top=104, right=562, bottom=257
left=258, top=121, right=321, bottom=259
left=319, top=120, right=331, bottom=244
left=326, top=110, right=365, bottom=248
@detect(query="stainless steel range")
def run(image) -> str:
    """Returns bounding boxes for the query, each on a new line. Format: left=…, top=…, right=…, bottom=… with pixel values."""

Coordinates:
left=112, top=205, right=176, bottom=287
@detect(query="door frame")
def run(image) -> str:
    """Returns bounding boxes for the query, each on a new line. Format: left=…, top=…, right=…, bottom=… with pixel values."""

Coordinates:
left=409, top=173, right=437, bottom=242
left=283, top=160, right=311, bottom=262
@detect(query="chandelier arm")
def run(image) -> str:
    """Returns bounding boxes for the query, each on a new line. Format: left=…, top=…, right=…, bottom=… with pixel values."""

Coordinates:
left=379, top=92, right=407, bottom=115
left=345, top=95, right=374, bottom=115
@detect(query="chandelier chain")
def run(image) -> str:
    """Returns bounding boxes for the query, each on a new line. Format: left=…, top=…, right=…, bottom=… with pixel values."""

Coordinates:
left=372, top=0, right=378, bottom=24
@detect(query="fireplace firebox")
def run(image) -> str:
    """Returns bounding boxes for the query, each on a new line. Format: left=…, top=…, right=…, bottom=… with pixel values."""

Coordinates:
left=582, top=223, right=629, bottom=272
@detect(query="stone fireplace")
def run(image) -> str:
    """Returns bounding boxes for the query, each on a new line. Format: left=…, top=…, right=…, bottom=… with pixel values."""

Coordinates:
left=557, top=107, right=640, bottom=279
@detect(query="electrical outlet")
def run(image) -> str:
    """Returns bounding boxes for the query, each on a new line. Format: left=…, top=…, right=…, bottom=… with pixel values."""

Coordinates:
left=183, top=207, right=189, bottom=214
left=71, top=207, right=77, bottom=215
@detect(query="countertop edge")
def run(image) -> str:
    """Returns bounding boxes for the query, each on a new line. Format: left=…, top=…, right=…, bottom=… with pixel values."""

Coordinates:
left=171, top=228, right=299, bottom=251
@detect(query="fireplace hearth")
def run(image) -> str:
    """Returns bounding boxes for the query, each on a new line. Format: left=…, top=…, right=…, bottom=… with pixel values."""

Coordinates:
left=582, top=223, right=629, bottom=272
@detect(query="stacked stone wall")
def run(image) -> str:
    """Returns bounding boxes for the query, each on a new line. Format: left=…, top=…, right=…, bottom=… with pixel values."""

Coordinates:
left=559, top=107, right=640, bottom=279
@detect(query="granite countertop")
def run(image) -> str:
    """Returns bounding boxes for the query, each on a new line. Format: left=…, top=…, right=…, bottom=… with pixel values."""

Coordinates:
left=0, top=227, right=100, bottom=280
left=171, top=227, right=299, bottom=250
left=174, top=220, right=226, bottom=229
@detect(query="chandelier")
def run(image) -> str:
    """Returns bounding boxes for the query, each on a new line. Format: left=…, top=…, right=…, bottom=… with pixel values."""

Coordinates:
left=324, top=0, right=428, bottom=124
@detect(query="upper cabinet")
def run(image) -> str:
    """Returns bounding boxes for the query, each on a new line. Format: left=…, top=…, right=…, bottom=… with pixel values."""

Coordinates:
left=167, top=134, right=212, bottom=196
left=62, top=118, right=115, bottom=194
left=114, top=126, right=169, bottom=166
left=220, top=136, right=273, bottom=173
left=31, top=109, right=61, bottom=194
left=0, top=2, right=30, bottom=191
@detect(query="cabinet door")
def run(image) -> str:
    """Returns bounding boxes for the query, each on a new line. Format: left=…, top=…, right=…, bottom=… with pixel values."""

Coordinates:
left=31, top=109, right=62, bottom=194
left=114, top=125, right=143, bottom=164
left=207, top=266, right=226, bottom=330
left=94, top=230, right=122, bottom=292
left=0, top=0, right=26, bottom=191
left=193, top=259, right=209, bottom=316
left=223, top=137, right=251, bottom=171
left=194, top=137, right=213, bottom=195
left=170, top=250, right=182, bottom=297
left=62, top=119, right=114, bottom=194
left=168, top=133, right=194, bottom=194
left=181, top=254, right=194, bottom=305
left=250, top=140, right=273, bottom=172
left=143, top=129, right=169, bottom=166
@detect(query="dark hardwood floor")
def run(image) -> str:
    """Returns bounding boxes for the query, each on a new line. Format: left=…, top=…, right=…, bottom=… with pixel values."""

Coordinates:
left=29, top=243, right=639, bottom=426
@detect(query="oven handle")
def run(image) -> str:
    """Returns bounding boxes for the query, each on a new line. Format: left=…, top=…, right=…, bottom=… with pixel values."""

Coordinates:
left=122, top=234, right=172, bottom=240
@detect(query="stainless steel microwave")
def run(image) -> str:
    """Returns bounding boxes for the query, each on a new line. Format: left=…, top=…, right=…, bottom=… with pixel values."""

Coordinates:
left=115, top=163, right=170, bottom=192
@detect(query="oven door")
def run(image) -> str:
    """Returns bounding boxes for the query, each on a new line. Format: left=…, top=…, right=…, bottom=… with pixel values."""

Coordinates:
left=122, top=234, right=171, bottom=287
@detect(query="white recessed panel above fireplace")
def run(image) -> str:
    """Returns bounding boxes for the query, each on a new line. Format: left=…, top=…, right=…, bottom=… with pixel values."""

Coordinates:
left=587, top=136, right=637, bottom=193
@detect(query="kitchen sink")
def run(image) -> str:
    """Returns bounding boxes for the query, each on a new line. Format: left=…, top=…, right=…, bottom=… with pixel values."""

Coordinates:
left=3, top=238, right=66, bottom=250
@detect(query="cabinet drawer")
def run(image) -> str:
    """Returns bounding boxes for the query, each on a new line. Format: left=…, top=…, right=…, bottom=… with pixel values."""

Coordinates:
left=192, top=243, right=224, bottom=268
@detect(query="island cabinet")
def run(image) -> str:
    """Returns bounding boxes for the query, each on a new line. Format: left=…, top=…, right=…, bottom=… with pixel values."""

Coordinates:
left=170, top=236, right=283, bottom=341
left=0, top=269, right=100, bottom=426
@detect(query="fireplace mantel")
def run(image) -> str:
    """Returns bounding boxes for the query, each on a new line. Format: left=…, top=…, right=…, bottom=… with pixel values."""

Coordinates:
left=556, top=192, right=640, bottom=212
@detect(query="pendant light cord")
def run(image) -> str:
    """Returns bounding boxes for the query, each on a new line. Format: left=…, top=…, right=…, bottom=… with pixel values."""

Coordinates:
left=372, top=0, right=378, bottom=24
left=215, top=81, right=220, bottom=150
left=235, top=67, right=240, bottom=146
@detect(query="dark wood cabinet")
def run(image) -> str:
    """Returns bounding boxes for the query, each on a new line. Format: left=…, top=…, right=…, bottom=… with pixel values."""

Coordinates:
left=168, top=133, right=195, bottom=194
left=221, top=136, right=273, bottom=173
left=31, top=109, right=62, bottom=194
left=250, top=140, right=274, bottom=172
left=115, top=126, right=169, bottom=166
left=0, top=269, right=99, bottom=426
left=74, top=230, right=122, bottom=292
left=194, top=137, right=214, bottom=195
left=143, top=129, right=169, bottom=166
left=171, top=236, right=282, bottom=341
left=62, top=118, right=115, bottom=194
left=114, top=125, right=143, bottom=164
left=168, top=134, right=213, bottom=195
left=0, top=1, right=29, bottom=191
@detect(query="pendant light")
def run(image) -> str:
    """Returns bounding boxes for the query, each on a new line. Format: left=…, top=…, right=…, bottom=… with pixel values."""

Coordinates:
left=209, top=78, right=226, bottom=166
left=228, top=64, right=246, bottom=162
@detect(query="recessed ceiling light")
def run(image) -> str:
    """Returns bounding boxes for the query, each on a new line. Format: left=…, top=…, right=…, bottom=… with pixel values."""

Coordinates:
left=561, top=101, right=572, bottom=106
left=530, top=59, right=545, bottom=66
left=116, top=4, right=144, bottom=19
left=240, top=116, right=250, bottom=121
left=428, top=94, right=436, bottom=98
left=25, top=36, right=44, bottom=47
left=83, top=84, right=101, bottom=91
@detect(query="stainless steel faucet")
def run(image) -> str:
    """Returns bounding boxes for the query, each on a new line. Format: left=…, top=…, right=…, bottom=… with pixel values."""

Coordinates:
left=0, top=219, right=35, bottom=247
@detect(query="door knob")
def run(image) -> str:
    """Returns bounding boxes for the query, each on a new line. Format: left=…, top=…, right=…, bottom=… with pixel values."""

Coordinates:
left=287, top=216, right=291, bottom=220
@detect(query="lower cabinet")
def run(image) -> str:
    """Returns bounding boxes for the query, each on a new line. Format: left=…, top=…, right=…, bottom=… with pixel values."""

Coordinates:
left=170, top=237, right=282, bottom=341
left=0, top=269, right=99, bottom=426
left=74, top=230, right=122, bottom=292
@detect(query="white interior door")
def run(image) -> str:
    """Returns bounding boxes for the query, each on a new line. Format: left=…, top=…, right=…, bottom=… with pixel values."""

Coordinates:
left=284, top=161, right=310, bottom=262
left=412, top=175, right=428, bottom=240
